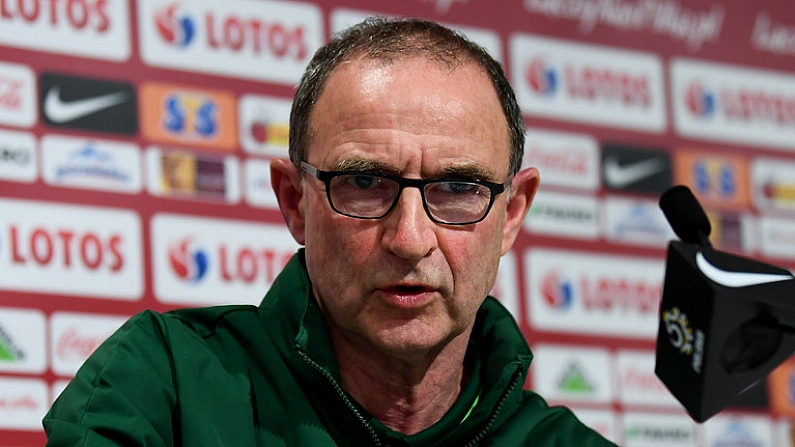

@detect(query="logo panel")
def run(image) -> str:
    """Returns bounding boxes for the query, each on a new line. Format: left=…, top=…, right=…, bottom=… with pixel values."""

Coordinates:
left=510, top=34, right=666, bottom=132
left=41, top=134, right=142, bottom=193
left=751, top=157, right=795, bottom=214
left=601, top=196, right=676, bottom=247
left=137, top=0, right=323, bottom=84
left=523, top=128, right=600, bottom=191
left=0, top=61, right=36, bottom=128
left=674, top=149, right=750, bottom=210
left=0, top=198, right=144, bottom=300
left=0, top=129, right=37, bottom=183
left=525, top=248, right=664, bottom=338
left=703, top=415, right=772, bottom=447
left=615, top=350, right=682, bottom=408
left=0, top=0, right=130, bottom=61
left=601, top=144, right=672, bottom=193
left=151, top=213, right=300, bottom=305
left=239, top=94, right=291, bottom=156
left=531, top=344, right=614, bottom=404
left=50, top=312, right=128, bottom=376
left=0, top=307, right=46, bottom=374
left=672, top=58, right=795, bottom=151
left=524, top=191, right=599, bottom=240
left=40, top=73, right=137, bottom=135
left=140, top=82, right=237, bottom=150
left=0, top=377, right=48, bottom=430
left=146, top=147, right=240, bottom=203
left=622, top=412, right=698, bottom=447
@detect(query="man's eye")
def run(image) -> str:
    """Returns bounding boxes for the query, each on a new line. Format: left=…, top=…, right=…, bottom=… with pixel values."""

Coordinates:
left=442, top=181, right=478, bottom=194
left=349, top=175, right=378, bottom=189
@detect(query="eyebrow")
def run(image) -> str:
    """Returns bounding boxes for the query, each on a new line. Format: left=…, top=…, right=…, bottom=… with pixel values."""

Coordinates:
left=334, top=158, right=398, bottom=174
left=333, top=158, right=496, bottom=181
left=439, top=163, right=496, bottom=181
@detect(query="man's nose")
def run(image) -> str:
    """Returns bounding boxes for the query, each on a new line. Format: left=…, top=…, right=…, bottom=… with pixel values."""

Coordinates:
left=380, top=187, right=438, bottom=260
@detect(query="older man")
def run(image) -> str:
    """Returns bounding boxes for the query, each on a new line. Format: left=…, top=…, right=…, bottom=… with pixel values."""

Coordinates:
left=44, top=18, right=618, bottom=446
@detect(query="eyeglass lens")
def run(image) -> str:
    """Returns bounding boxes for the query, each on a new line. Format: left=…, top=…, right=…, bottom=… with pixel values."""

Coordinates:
left=329, top=174, right=492, bottom=224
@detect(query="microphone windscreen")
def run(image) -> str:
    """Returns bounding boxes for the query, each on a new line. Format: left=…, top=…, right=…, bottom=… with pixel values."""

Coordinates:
left=659, top=185, right=712, bottom=245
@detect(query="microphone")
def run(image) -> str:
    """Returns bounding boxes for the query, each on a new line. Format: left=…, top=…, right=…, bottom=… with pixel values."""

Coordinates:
left=654, top=185, right=795, bottom=422
left=659, top=185, right=712, bottom=248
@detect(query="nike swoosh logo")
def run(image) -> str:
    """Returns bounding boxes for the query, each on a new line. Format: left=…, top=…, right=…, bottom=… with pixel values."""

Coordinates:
left=696, top=251, right=794, bottom=288
left=44, top=86, right=128, bottom=123
left=604, top=155, right=666, bottom=188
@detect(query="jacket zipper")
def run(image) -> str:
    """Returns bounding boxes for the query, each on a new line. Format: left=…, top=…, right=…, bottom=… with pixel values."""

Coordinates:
left=463, top=365, right=523, bottom=447
left=298, top=350, right=383, bottom=447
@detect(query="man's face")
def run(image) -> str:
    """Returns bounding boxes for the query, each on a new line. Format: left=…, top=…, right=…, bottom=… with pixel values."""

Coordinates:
left=299, top=56, right=526, bottom=360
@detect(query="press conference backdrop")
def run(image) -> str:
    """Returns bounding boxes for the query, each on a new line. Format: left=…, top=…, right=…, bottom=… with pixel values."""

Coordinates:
left=1, top=0, right=794, bottom=445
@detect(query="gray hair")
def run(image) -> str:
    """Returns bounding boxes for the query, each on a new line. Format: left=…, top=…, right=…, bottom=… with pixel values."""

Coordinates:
left=289, top=17, right=525, bottom=176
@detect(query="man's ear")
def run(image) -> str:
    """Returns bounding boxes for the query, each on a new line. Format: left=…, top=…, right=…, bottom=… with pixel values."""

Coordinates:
left=270, top=158, right=306, bottom=245
left=501, top=167, right=540, bottom=255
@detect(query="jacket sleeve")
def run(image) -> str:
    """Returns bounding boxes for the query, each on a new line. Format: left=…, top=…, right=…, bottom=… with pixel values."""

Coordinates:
left=43, top=311, right=178, bottom=447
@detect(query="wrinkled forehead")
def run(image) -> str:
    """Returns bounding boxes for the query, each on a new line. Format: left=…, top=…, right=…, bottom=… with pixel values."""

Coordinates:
left=305, top=56, right=512, bottom=178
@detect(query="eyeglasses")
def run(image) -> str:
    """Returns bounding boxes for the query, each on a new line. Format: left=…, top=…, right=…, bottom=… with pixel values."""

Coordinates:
left=300, top=162, right=510, bottom=225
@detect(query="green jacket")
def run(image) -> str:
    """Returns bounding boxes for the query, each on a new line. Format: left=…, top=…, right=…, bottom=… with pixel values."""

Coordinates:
left=44, top=251, right=617, bottom=446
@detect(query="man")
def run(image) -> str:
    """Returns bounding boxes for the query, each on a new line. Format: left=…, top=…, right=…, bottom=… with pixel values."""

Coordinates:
left=44, top=18, right=618, bottom=446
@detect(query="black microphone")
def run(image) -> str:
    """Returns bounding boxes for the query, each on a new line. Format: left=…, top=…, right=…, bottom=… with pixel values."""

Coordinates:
left=654, top=185, right=795, bottom=422
left=659, top=185, right=712, bottom=248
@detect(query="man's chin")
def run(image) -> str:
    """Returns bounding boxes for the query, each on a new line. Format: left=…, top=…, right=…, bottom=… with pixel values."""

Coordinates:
left=367, top=321, right=466, bottom=361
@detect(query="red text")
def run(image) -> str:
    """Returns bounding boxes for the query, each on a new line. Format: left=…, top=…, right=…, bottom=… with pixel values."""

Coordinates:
left=205, top=13, right=307, bottom=60
left=10, top=226, right=124, bottom=271
left=0, top=0, right=110, bottom=32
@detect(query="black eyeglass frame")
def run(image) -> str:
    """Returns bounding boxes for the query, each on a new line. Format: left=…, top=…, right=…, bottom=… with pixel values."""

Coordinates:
left=300, top=161, right=510, bottom=225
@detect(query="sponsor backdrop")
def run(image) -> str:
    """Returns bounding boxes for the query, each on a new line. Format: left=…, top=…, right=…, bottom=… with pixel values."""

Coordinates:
left=1, top=0, right=794, bottom=445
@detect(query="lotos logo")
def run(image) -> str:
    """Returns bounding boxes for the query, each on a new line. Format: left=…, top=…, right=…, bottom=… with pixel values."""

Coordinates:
left=541, top=271, right=575, bottom=310
left=9, top=226, right=124, bottom=272
left=539, top=265, right=661, bottom=314
left=685, top=82, right=716, bottom=118
left=138, top=0, right=322, bottom=85
left=155, top=3, right=196, bottom=48
left=168, top=238, right=209, bottom=283
left=525, top=57, right=558, bottom=96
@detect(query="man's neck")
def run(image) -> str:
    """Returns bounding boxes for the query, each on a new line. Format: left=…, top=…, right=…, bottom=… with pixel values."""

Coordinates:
left=331, top=328, right=473, bottom=436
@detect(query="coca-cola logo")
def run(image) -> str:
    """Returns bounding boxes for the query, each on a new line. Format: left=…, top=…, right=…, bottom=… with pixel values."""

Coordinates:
left=56, top=327, right=107, bottom=362
left=0, top=76, right=24, bottom=110
left=0, top=395, right=38, bottom=413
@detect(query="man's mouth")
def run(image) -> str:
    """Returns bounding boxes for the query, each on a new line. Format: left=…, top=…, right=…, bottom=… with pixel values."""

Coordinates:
left=378, top=284, right=437, bottom=308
